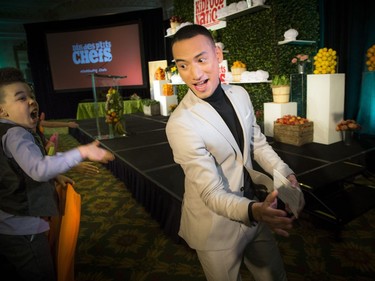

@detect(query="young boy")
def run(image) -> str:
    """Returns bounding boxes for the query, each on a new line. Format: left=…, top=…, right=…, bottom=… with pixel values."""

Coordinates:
left=0, top=67, right=115, bottom=281
left=35, top=105, right=100, bottom=175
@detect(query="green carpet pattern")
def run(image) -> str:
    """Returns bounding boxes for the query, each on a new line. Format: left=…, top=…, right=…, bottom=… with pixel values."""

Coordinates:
left=56, top=132, right=375, bottom=281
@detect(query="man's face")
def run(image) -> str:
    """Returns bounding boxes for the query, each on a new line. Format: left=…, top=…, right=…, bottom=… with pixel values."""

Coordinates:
left=0, top=82, right=38, bottom=129
left=172, top=34, right=223, bottom=99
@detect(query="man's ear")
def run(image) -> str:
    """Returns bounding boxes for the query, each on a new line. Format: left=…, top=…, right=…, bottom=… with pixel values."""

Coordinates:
left=0, top=106, right=9, bottom=118
left=215, top=46, right=224, bottom=63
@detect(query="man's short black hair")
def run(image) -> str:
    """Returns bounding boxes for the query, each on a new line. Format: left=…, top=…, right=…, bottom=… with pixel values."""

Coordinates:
left=171, top=24, right=215, bottom=48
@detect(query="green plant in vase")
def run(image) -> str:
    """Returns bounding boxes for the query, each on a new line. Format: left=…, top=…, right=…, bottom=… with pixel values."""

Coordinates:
left=271, top=74, right=290, bottom=103
left=271, top=74, right=290, bottom=86
left=142, top=99, right=160, bottom=116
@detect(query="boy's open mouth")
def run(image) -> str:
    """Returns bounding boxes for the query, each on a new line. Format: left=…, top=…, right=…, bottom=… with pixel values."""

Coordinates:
left=30, top=109, right=38, bottom=120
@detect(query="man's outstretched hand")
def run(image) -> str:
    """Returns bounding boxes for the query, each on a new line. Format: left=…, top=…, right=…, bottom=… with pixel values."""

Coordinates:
left=252, top=190, right=295, bottom=237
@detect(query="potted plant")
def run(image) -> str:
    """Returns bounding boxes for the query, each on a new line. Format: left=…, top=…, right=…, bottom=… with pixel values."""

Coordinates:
left=142, top=99, right=160, bottom=116
left=169, top=15, right=182, bottom=34
left=291, top=54, right=310, bottom=74
left=335, top=119, right=361, bottom=145
left=271, top=74, right=290, bottom=103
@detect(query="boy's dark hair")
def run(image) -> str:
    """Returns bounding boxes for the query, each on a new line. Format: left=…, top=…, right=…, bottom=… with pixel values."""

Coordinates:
left=0, top=67, right=26, bottom=103
left=0, top=67, right=26, bottom=86
left=171, top=24, right=215, bottom=49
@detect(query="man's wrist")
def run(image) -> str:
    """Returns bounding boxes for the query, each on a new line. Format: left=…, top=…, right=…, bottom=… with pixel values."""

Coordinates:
left=248, top=201, right=258, bottom=226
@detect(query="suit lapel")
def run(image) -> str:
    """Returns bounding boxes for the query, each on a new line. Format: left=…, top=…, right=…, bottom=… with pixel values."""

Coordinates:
left=223, top=87, right=252, bottom=165
left=186, top=90, right=242, bottom=159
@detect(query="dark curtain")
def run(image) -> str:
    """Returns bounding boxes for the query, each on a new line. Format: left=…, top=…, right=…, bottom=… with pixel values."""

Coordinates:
left=321, top=0, right=375, bottom=135
left=24, top=8, right=165, bottom=120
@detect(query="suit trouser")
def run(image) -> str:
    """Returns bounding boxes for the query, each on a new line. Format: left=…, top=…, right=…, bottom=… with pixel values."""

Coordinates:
left=196, top=222, right=287, bottom=281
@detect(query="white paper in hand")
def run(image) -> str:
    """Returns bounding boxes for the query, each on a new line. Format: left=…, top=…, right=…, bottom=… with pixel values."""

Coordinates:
left=273, top=169, right=302, bottom=218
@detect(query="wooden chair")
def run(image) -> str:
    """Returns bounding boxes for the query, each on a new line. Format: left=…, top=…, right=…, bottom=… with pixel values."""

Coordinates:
left=49, top=183, right=81, bottom=281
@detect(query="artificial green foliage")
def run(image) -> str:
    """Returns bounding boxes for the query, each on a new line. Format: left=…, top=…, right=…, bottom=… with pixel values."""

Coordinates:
left=173, top=1, right=194, bottom=23
left=271, top=74, right=290, bottom=86
left=142, top=98, right=160, bottom=106
left=176, top=84, right=189, bottom=102
left=271, top=0, right=320, bottom=75
left=172, top=0, right=319, bottom=111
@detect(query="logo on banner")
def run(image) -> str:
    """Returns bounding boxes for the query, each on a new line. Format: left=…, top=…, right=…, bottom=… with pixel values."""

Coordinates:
left=194, top=0, right=227, bottom=30
left=219, top=60, right=228, bottom=83
left=72, top=41, right=113, bottom=65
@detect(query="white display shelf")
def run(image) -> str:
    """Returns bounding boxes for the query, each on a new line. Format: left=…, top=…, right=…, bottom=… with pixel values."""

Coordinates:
left=168, top=82, right=185, bottom=85
left=168, top=81, right=271, bottom=85
left=228, top=80, right=271, bottom=84
left=217, top=5, right=271, bottom=21
left=165, top=22, right=191, bottom=37
left=278, top=40, right=316, bottom=45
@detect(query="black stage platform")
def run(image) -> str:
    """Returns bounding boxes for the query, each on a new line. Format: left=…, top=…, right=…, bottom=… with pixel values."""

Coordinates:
left=70, top=113, right=375, bottom=241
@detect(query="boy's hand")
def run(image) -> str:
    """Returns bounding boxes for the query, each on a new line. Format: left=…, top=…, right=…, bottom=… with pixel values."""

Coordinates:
left=78, top=140, right=115, bottom=163
left=67, top=121, right=79, bottom=128
left=55, top=174, right=75, bottom=187
left=72, top=162, right=100, bottom=175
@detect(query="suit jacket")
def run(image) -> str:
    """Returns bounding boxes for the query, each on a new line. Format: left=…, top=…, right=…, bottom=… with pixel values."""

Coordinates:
left=166, top=84, right=294, bottom=251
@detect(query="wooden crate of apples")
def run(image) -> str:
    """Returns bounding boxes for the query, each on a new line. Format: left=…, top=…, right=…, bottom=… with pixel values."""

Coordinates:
left=274, top=115, right=313, bottom=146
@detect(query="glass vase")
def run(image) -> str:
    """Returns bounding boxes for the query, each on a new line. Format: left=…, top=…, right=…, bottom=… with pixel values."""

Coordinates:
left=108, top=123, right=115, bottom=139
left=290, top=73, right=307, bottom=117
left=297, top=62, right=306, bottom=74
left=341, top=130, right=353, bottom=146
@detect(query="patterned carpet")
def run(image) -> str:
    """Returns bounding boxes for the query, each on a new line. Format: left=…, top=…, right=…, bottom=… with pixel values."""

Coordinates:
left=55, top=131, right=375, bottom=281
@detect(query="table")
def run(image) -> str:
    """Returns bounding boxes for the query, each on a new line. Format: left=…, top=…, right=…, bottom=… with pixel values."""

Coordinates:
left=268, top=137, right=375, bottom=229
left=72, top=115, right=375, bottom=241
left=76, top=100, right=143, bottom=120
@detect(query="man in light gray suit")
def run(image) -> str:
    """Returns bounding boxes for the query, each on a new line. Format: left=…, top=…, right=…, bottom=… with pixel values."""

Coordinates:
left=166, top=24, right=304, bottom=281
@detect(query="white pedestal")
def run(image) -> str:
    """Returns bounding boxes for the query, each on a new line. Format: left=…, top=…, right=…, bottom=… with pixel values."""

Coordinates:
left=264, top=102, right=297, bottom=137
left=152, top=80, right=178, bottom=116
left=157, top=95, right=178, bottom=116
left=307, top=74, right=345, bottom=144
left=153, top=80, right=168, bottom=100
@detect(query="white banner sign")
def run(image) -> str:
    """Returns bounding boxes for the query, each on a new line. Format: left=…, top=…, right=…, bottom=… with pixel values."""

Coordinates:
left=219, top=60, right=228, bottom=83
left=194, top=0, right=227, bottom=30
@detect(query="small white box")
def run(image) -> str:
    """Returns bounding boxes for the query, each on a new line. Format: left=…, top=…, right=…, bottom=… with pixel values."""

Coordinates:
left=264, top=102, right=297, bottom=137
left=307, top=74, right=345, bottom=144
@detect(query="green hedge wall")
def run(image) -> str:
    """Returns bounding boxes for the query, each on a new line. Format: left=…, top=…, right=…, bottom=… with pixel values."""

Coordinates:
left=172, top=0, right=320, bottom=114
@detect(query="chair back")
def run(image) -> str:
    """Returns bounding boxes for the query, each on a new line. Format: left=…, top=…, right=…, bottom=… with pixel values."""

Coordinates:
left=49, top=183, right=81, bottom=281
